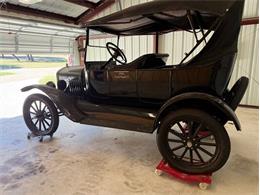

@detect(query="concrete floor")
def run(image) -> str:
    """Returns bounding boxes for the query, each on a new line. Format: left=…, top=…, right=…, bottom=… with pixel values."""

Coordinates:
left=0, top=78, right=259, bottom=195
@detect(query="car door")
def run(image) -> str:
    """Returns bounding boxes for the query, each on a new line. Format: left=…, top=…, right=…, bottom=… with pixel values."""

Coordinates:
left=108, top=69, right=137, bottom=97
left=137, top=69, right=171, bottom=100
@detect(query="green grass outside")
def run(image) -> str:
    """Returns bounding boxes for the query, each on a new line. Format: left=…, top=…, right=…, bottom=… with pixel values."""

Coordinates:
left=0, top=59, right=65, bottom=68
left=39, top=74, right=57, bottom=84
left=0, top=71, right=15, bottom=76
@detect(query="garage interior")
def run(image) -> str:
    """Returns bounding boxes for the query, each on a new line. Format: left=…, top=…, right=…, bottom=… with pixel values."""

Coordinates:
left=0, top=0, right=259, bottom=194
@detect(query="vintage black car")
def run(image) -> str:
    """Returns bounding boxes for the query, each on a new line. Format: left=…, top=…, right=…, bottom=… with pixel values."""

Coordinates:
left=22, top=0, right=248, bottom=174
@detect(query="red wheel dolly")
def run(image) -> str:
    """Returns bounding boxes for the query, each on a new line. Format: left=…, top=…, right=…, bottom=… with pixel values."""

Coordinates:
left=155, top=160, right=212, bottom=190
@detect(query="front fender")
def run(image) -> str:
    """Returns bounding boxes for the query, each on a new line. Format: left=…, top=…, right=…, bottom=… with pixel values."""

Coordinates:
left=154, top=92, right=241, bottom=131
left=21, top=84, right=84, bottom=122
left=22, top=84, right=60, bottom=97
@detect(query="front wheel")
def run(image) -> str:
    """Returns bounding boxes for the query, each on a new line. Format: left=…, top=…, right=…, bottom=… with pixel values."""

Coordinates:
left=156, top=108, right=230, bottom=174
left=23, top=93, right=59, bottom=136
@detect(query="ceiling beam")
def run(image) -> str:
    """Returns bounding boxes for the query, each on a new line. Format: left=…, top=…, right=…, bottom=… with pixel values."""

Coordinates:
left=64, top=0, right=97, bottom=9
left=0, top=28, right=77, bottom=39
left=76, top=0, right=116, bottom=25
left=0, top=15, right=80, bottom=28
left=0, top=20, right=85, bottom=34
left=1, top=3, right=76, bottom=24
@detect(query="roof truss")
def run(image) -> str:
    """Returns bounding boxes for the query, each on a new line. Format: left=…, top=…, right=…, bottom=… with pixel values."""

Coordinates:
left=64, top=0, right=97, bottom=9
left=76, top=0, right=116, bottom=24
left=0, top=0, right=116, bottom=26
left=1, top=2, right=75, bottom=24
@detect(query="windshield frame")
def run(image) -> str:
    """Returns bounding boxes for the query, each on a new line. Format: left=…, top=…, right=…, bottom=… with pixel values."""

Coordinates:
left=84, top=28, right=120, bottom=69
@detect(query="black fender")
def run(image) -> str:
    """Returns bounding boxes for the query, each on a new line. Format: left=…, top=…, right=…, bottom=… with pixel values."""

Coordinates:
left=21, top=84, right=85, bottom=122
left=154, top=92, right=241, bottom=131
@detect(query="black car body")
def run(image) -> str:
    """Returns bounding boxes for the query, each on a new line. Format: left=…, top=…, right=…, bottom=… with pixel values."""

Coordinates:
left=22, top=0, right=249, bottom=175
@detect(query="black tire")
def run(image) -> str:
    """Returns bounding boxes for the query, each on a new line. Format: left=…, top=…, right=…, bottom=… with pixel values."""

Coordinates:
left=157, top=108, right=230, bottom=174
left=23, top=93, right=59, bottom=136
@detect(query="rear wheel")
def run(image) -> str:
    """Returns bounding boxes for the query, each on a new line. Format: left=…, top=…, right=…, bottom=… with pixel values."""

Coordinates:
left=23, top=93, right=59, bottom=136
left=157, top=108, right=230, bottom=174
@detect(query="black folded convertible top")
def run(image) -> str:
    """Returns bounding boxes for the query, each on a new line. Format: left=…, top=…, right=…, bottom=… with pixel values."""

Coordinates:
left=85, top=0, right=237, bottom=35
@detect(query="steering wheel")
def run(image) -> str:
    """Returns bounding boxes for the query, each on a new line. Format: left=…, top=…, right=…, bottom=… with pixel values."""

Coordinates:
left=106, top=42, right=127, bottom=65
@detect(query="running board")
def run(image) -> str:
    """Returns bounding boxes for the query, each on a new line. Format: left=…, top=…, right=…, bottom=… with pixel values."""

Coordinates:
left=21, top=85, right=157, bottom=133
left=77, top=100, right=157, bottom=133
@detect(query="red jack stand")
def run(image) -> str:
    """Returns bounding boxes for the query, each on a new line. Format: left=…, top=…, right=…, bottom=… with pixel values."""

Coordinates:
left=155, top=160, right=212, bottom=190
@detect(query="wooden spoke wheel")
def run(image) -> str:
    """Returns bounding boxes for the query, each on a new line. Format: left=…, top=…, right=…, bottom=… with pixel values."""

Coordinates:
left=157, top=108, right=230, bottom=174
left=23, top=94, right=59, bottom=136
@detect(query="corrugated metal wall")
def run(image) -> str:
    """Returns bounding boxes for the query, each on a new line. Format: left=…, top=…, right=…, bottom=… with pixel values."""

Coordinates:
left=0, top=32, right=74, bottom=54
left=229, top=0, right=259, bottom=106
left=87, top=35, right=154, bottom=62
left=243, top=0, right=259, bottom=18
left=230, top=24, right=259, bottom=106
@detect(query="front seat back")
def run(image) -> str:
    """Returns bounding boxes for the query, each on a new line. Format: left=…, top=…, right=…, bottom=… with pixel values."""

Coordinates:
left=138, top=53, right=169, bottom=69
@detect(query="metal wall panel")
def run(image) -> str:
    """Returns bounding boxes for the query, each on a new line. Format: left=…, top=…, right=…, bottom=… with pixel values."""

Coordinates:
left=0, top=32, right=74, bottom=54
left=87, top=35, right=153, bottom=62
left=243, top=0, right=259, bottom=18
left=229, top=24, right=259, bottom=106
left=0, top=32, right=16, bottom=53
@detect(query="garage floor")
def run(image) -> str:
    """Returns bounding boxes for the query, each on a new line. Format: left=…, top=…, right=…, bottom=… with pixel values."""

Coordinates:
left=0, top=79, right=259, bottom=195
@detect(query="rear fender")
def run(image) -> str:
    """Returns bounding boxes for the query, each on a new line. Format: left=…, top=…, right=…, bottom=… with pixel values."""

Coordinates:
left=154, top=92, right=241, bottom=131
left=21, top=84, right=84, bottom=122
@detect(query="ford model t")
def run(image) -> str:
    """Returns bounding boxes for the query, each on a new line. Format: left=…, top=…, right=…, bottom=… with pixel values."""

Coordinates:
left=22, top=0, right=248, bottom=174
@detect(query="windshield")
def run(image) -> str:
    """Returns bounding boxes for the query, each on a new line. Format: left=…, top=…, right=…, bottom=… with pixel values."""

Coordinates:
left=85, top=29, right=154, bottom=64
left=86, top=33, right=118, bottom=62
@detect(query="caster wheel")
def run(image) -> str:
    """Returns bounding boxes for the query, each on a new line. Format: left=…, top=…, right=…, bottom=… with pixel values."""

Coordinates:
left=39, top=137, right=43, bottom=142
left=199, top=183, right=209, bottom=190
left=155, top=169, right=163, bottom=176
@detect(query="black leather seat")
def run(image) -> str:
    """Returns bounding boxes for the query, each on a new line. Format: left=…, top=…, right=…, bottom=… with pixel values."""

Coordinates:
left=111, top=53, right=169, bottom=69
